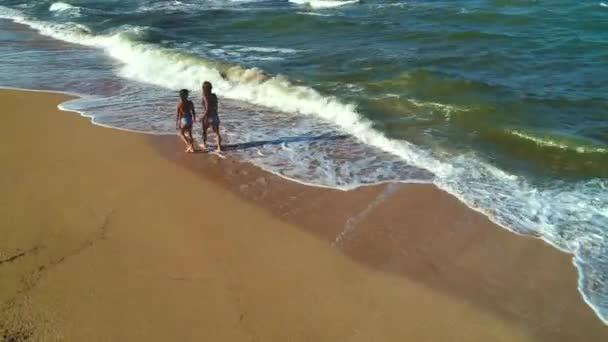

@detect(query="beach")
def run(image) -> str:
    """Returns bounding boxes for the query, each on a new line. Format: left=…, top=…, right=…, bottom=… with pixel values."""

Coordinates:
left=3, top=0, right=608, bottom=328
left=1, top=89, right=607, bottom=341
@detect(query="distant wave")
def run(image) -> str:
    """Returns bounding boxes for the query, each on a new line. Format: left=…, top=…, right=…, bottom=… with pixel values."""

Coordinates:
left=510, top=130, right=608, bottom=154
left=289, top=0, right=360, bottom=9
left=296, top=11, right=334, bottom=17
left=137, top=0, right=268, bottom=12
left=406, top=98, right=468, bottom=118
left=222, top=44, right=298, bottom=54
left=49, top=2, right=77, bottom=12
left=373, top=2, right=409, bottom=10
left=49, top=2, right=82, bottom=17
left=202, top=44, right=299, bottom=62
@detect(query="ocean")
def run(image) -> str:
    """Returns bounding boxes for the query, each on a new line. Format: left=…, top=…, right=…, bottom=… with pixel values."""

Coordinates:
left=0, top=0, right=606, bottom=324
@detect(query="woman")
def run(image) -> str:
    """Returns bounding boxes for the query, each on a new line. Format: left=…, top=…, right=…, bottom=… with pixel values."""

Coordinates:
left=200, top=81, right=222, bottom=152
left=175, top=89, right=196, bottom=153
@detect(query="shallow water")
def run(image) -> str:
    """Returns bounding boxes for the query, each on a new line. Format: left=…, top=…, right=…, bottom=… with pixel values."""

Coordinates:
left=0, top=0, right=607, bottom=323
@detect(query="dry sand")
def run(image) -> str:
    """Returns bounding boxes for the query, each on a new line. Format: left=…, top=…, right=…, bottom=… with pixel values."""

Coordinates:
left=1, top=89, right=606, bottom=341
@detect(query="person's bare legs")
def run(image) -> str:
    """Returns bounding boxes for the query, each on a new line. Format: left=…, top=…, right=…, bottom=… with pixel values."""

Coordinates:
left=200, top=125, right=208, bottom=151
left=180, top=127, right=194, bottom=152
left=178, top=128, right=191, bottom=151
left=185, top=126, right=196, bottom=152
left=213, top=125, right=222, bottom=152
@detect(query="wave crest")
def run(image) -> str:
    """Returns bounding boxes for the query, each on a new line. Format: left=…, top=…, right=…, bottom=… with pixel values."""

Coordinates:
left=49, top=2, right=77, bottom=12
left=289, top=0, right=360, bottom=9
left=510, top=130, right=608, bottom=154
left=49, top=2, right=82, bottom=17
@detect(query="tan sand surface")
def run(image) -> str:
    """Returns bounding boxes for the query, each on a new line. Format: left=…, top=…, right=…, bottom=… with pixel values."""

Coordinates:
left=1, top=89, right=606, bottom=341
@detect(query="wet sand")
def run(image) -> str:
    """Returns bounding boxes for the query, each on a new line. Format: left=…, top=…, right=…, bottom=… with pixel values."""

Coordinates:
left=1, top=89, right=606, bottom=341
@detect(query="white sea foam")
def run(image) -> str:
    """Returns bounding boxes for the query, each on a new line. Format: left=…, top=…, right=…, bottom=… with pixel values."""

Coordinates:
left=137, top=0, right=196, bottom=12
left=289, top=0, right=360, bottom=9
left=383, top=93, right=400, bottom=98
left=223, top=45, right=299, bottom=54
left=49, top=2, right=83, bottom=17
left=406, top=98, right=468, bottom=120
left=211, top=44, right=298, bottom=62
left=510, top=130, right=608, bottom=154
left=49, top=2, right=77, bottom=12
left=600, top=2, right=608, bottom=8
left=296, top=11, right=334, bottom=17
left=138, top=0, right=267, bottom=12
left=373, top=2, right=408, bottom=10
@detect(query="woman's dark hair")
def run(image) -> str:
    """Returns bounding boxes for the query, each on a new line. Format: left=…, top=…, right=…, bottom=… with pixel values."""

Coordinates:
left=179, top=89, right=189, bottom=97
left=202, top=81, right=212, bottom=95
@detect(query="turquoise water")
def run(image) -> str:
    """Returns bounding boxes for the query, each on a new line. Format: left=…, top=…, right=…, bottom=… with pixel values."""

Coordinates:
left=0, top=0, right=607, bottom=323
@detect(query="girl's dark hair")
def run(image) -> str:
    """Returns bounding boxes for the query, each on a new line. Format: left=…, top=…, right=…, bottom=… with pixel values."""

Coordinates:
left=179, top=89, right=189, bottom=97
left=202, top=81, right=212, bottom=95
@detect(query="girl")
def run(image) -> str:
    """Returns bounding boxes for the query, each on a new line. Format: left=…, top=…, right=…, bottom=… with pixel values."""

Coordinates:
left=176, top=89, right=196, bottom=153
left=200, top=81, right=222, bottom=152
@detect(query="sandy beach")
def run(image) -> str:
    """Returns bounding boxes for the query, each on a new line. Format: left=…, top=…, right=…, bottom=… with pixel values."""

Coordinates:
left=1, top=89, right=607, bottom=341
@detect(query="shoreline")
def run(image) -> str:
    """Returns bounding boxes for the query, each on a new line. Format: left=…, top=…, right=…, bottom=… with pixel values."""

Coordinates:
left=6, top=86, right=602, bottom=322
left=2, top=89, right=607, bottom=340
left=2, top=17, right=606, bottom=327
left=0, top=87, right=571, bottom=247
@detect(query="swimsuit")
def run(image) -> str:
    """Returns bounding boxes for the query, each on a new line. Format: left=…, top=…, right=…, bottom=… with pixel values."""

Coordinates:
left=204, top=113, right=220, bottom=127
left=203, top=94, right=219, bottom=127
left=180, top=103, right=194, bottom=128
left=181, top=114, right=193, bottom=128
